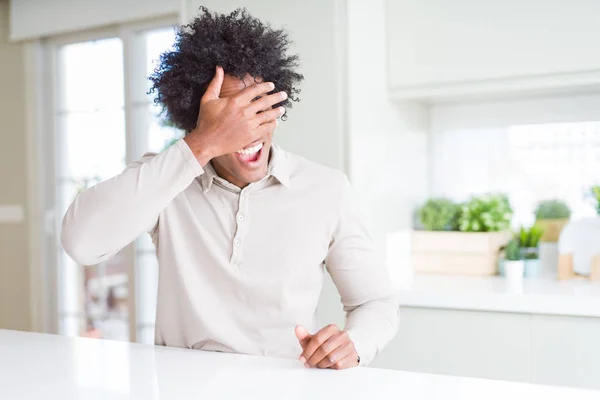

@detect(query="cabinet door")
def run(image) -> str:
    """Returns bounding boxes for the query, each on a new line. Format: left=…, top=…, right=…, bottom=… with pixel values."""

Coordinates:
left=387, top=0, right=600, bottom=91
left=531, top=315, right=600, bottom=390
left=371, top=307, right=530, bottom=382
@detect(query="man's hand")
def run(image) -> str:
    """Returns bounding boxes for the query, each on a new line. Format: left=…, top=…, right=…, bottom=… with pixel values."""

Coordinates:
left=295, top=325, right=359, bottom=370
left=184, top=65, right=287, bottom=166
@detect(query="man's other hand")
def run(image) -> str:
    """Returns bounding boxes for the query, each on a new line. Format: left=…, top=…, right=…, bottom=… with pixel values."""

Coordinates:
left=295, top=325, right=359, bottom=370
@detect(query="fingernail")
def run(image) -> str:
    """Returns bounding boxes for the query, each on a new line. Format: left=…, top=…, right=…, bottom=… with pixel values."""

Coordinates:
left=304, top=363, right=310, bottom=368
left=280, top=91, right=288, bottom=100
left=269, top=82, right=275, bottom=89
left=279, top=107, right=285, bottom=114
left=299, top=356, right=306, bottom=364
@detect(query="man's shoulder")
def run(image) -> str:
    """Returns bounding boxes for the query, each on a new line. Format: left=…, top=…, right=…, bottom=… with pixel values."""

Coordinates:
left=282, top=149, right=347, bottom=189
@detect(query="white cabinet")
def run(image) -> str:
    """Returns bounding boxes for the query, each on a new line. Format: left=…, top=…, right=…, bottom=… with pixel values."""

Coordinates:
left=531, top=315, right=600, bottom=389
left=373, top=307, right=600, bottom=390
left=371, top=307, right=531, bottom=382
left=386, top=0, right=600, bottom=99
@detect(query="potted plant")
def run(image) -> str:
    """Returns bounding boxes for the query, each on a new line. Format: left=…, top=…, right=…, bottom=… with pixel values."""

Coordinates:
left=534, top=199, right=571, bottom=242
left=518, top=225, right=544, bottom=277
left=417, top=198, right=460, bottom=231
left=412, top=194, right=513, bottom=276
left=458, top=193, right=513, bottom=233
left=503, top=239, right=524, bottom=282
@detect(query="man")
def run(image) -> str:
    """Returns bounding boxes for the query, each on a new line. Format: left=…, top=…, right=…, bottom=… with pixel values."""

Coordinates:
left=61, top=7, right=398, bottom=369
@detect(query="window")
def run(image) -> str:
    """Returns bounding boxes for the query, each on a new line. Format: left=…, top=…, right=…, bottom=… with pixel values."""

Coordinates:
left=431, top=120, right=600, bottom=227
left=49, top=20, right=181, bottom=343
left=507, top=121, right=600, bottom=224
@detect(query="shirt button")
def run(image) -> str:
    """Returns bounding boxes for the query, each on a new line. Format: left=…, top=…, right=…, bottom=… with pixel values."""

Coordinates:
left=234, top=239, right=241, bottom=246
left=237, top=214, right=245, bottom=222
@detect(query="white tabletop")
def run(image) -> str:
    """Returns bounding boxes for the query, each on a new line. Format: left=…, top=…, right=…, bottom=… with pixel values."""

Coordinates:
left=397, top=275, right=600, bottom=317
left=1, top=330, right=599, bottom=399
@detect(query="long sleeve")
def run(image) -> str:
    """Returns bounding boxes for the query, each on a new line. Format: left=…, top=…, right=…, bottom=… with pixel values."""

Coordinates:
left=324, top=176, right=400, bottom=366
left=61, top=139, right=204, bottom=266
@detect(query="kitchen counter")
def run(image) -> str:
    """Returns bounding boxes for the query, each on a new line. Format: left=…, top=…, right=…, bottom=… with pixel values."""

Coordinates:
left=1, top=330, right=599, bottom=399
left=397, top=275, right=600, bottom=317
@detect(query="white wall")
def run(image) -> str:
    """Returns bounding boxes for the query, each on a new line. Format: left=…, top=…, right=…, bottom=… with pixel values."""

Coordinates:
left=386, top=0, right=600, bottom=89
left=346, top=0, right=429, bottom=256
left=9, top=0, right=179, bottom=40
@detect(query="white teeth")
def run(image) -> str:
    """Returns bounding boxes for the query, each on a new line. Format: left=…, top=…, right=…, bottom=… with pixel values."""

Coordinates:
left=236, top=142, right=263, bottom=156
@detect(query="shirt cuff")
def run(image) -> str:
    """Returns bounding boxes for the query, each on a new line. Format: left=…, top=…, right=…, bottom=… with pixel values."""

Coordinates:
left=175, top=138, right=205, bottom=177
left=345, top=328, right=378, bottom=367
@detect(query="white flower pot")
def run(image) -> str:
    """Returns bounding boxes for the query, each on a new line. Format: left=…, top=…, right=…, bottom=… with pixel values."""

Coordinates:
left=504, top=260, right=524, bottom=283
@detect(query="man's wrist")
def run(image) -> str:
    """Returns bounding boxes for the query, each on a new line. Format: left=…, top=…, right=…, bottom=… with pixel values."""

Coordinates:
left=183, top=135, right=214, bottom=167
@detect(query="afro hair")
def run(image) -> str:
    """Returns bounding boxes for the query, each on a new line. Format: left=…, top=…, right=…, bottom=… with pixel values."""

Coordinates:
left=149, top=7, right=304, bottom=133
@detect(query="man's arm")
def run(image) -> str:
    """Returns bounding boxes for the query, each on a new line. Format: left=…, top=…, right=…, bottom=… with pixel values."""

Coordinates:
left=62, top=65, right=286, bottom=266
left=61, top=140, right=204, bottom=266
left=296, top=175, right=399, bottom=368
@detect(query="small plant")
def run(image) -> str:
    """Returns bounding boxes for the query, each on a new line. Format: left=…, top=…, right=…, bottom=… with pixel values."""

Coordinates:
left=504, top=239, right=521, bottom=261
left=591, top=186, right=600, bottom=215
left=458, top=193, right=513, bottom=232
left=518, top=225, right=544, bottom=248
left=418, top=198, right=461, bottom=231
left=534, top=200, right=571, bottom=220
left=517, top=225, right=544, bottom=259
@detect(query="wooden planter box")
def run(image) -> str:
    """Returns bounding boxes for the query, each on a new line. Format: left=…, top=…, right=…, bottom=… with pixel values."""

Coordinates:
left=412, top=231, right=512, bottom=276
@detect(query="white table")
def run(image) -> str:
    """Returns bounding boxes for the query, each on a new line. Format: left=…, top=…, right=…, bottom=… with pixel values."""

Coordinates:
left=1, top=330, right=599, bottom=399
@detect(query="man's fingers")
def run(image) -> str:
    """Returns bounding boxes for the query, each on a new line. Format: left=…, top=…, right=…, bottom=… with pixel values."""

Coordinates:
left=331, top=352, right=360, bottom=370
left=248, top=91, right=288, bottom=114
left=255, top=106, right=285, bottom=125
left=201, top=66, right=224, bottom=104
left=319, top=342, right=354, bottom=369
left=311, top=333, right=349, bottom=369
left=300, top=324, right=340, bottom=365
left=258, top=120, right=277, bottom=136
left=238, top=82, right=276, bottom=104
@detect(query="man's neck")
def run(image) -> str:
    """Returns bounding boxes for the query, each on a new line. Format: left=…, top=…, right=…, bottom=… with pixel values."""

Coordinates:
left=210, top=160, right=249, bottom=189
left=209, top=149, right=273, bottom=189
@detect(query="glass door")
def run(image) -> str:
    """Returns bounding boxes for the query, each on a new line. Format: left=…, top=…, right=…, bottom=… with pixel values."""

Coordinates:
left=55, top=37, right=130, bottom=340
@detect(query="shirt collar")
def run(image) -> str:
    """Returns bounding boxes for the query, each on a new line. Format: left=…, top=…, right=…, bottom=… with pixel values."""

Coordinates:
left=199, top=144, right=291, bottom=193
left=267, top=144, right=291, bottom=188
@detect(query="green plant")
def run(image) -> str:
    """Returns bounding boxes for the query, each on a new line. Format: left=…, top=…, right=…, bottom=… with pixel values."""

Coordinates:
left=534, top=199, right=571, bottom=220
left=458, top=194, right=513, bottom=232
left=517, top=225, right=544, bottom=259
left=592, top=186, right=600, bottom=215
left=418, top=198, right=461, bottom=231
left=518, top=225, right=544, bottom=248
left=504, top=239, right=521, bottom=261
